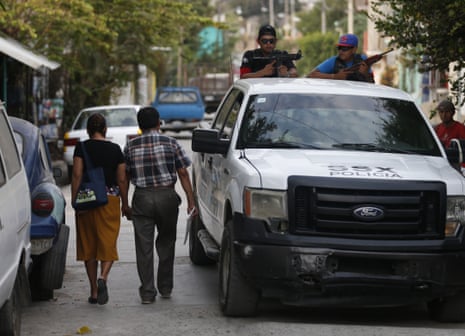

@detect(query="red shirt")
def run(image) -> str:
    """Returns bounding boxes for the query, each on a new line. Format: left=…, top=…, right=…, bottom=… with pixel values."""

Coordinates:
left=434, top=121, right=465, bottom=147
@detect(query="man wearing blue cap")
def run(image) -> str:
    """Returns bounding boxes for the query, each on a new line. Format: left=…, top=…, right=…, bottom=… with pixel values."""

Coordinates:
left=307, top=33, right=374, bottom=82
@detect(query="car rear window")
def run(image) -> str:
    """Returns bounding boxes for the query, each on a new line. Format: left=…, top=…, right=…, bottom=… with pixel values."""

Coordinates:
left=73, top=107, right=138, bottom=130
left=158, top=91, right=198, bottom=104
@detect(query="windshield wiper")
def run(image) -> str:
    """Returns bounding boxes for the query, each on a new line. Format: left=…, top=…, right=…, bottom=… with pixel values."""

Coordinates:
left=332, top=143, right=415, bottom=154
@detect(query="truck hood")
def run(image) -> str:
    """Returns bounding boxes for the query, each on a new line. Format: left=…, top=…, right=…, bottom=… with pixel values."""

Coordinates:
left=243, top=149, right=465, bottom=194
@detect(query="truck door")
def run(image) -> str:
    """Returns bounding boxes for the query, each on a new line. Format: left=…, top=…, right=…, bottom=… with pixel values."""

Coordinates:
left=199, top=89, right=243, bottom=242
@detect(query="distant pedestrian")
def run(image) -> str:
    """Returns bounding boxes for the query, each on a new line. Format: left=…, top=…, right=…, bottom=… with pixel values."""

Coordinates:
left=307, top=33, right=374, bottom=83
left=71, top=113, right=131, bottom=305
left=124, top=106, right=196, bottom=304
left=434, top=100, right=465, bottom=148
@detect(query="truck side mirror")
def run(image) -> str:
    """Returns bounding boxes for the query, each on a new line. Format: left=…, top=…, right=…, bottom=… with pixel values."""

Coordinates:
left=447, top=138, right=464, bottom=171
left=191, top=128, right=230, bottom=155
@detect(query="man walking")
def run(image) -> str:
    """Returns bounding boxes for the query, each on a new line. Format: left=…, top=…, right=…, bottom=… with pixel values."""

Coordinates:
left=124, top=106, right=196, bottom=304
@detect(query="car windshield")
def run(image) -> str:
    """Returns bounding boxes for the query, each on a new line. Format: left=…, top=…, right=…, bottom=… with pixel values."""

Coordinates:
left=237, top=93, right=441, bottom=156
left=158, top=91, right=198, bottom=104
left=73, top=107, right=138, bottom=130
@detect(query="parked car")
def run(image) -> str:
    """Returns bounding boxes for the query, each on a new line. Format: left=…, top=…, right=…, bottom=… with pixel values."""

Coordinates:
left=190, top=78, right=465, bottom=322
left=10, top=117, right=69, bottom=301
left=63, top=105, right=142, bottom=177
left=151, top=86, right=205, bottom=132
left=0, top=105, right=31, bottom=335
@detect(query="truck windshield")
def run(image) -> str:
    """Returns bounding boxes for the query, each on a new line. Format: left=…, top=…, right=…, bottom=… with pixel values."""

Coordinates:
left=237, top=93, right=441, bottom=156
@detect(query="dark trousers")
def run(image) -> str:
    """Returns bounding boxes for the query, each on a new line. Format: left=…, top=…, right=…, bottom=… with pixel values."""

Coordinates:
left=132, top=187, right=181, bottom=300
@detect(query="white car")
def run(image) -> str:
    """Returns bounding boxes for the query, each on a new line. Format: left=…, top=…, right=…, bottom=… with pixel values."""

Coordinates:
left=190, top=78, right=465, bottom=321
left=63, top=105, right=141, bottom=175
left=0, top=102, right=32, bottom=334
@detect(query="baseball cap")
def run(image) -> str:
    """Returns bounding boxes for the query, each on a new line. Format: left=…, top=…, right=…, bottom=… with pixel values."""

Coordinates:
left=337, top=34, right=358, bottom=47
left=258, top=24, right=276, bottom=38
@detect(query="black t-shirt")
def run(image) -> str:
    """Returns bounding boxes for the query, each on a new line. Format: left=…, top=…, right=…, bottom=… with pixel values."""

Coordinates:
left=74, top=139, right=125, bottom=187
left=240, top=48, right=296, bottom=77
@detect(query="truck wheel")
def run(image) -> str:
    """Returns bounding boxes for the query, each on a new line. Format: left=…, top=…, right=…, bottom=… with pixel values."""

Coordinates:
left=189, top=214, right=215, bottom=265
left=428, top=292, right=465, bottom=322
left=0, top=271, right=22, bottom=336
left=218, top=220, right=259, bottom=317
left=41, top=224, right=69, bottom=290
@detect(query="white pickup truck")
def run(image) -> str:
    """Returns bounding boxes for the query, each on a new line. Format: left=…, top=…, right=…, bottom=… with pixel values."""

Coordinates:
left=189, top=78, right=465, bottom=322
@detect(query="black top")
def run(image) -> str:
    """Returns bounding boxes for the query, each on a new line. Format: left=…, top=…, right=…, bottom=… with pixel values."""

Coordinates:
left=240, top=49, right=296, bottom=77
left=74, top=139, right=124, bottom=187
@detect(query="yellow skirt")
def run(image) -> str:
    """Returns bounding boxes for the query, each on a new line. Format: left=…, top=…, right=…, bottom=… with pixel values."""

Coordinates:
left=76, top=195, right=121, bottom=261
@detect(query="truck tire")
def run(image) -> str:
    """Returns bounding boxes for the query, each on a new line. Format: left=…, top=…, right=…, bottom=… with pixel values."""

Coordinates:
left=218, top=220, right=259, bottom=317
left=428, top=292, right=465, bottom=322
left=0, top=271, right=22, bottom=336
left=41, top=224, right=69, bottom=290
left=189, top=214, right=215, bottom=265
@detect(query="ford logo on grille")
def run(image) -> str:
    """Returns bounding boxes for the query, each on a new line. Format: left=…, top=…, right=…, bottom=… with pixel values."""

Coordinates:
left=353, top=206, right=384, bottom=221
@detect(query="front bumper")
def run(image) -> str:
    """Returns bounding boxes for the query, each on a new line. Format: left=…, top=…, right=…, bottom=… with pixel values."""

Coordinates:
left=232, top=214, right=465, bottom=307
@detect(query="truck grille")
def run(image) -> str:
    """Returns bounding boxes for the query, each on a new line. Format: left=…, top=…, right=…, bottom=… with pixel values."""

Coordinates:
left=288, top=176, right=446, bottom=239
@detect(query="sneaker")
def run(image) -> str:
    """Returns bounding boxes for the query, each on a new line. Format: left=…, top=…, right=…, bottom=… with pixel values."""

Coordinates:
left=160, top=292, right=171, bottom=299
left=97, top=278, right=109, bottom=305
left=141, top=297, right=155, bottom=304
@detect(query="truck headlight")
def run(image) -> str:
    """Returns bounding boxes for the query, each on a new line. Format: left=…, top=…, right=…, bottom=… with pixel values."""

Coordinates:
left=446, top=197, right=465, bottom=236
left=244, top=188, right=288, bottom=233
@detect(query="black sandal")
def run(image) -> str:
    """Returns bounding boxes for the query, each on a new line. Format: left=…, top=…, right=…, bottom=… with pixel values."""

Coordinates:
left=97, top=278, right=109, bottom=305
left=88, top=296, right=98, bottom=304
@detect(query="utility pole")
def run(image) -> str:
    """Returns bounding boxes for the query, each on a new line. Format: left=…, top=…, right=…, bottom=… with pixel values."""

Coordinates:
left=177, top=27, right=183, bottom=87
left=321, top=0, right=327, bottom=33
left=348, top=0, right=354, bottom=34
left=269, top=0, right=274, bottom=26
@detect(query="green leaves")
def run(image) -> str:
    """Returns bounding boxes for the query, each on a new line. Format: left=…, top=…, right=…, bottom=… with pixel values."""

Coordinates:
left=371, top=0, right=465, bottom=104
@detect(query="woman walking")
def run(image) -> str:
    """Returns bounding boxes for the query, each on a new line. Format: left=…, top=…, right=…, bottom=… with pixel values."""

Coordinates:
left=71, top=113, right=131, bottom=305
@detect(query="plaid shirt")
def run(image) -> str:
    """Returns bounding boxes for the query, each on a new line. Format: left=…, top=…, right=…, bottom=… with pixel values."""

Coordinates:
left=124, top=130, right=191, bottom=188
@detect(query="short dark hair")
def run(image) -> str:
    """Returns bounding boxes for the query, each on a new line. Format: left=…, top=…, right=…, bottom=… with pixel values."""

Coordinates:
left=258, top=24, right=276, bottom=39
left=87, top=113, right=106, bottom=136
left=437, top=100, right=455, bottom=114
left=137, top=106, right=160, bottom=130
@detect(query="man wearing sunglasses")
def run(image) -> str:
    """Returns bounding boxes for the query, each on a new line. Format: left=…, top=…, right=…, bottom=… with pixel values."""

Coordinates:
left=240, top=24, right=298, bottom=79
left=307, top=33, right=374, bottom=83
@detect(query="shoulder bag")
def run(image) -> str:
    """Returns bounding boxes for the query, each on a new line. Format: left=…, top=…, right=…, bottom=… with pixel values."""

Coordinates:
left=72, top=142, right=108, bottom=210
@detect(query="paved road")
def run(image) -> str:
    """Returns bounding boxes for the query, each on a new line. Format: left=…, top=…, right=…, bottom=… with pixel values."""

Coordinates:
left=21, top=137, right=465, bottom=336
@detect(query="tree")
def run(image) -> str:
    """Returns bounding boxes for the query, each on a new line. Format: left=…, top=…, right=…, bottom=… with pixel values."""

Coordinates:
left=297, top=32, right=339, bottom=76
left=295, top=0, right=369, bottom=76
left=371, top=0, right=465, bottom=104
left=0, top=0, right=212, bottom=127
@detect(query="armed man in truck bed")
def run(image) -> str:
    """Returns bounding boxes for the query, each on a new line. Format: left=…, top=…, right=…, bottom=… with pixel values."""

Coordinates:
left=240, top=24, right=299, bottom=79
left=307, top=33, right=375, bottom=83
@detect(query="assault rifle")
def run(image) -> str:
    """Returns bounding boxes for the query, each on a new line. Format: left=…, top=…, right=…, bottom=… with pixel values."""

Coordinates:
left=345, top=48, right=394, bottom=72
left=253, top=50, right=302, bottom=70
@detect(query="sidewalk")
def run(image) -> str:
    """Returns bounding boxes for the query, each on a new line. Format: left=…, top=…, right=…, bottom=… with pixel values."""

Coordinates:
left=21, top=181, right=219, bottom=336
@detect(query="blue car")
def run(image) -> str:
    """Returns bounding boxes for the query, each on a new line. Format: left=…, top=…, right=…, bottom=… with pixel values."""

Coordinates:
left=152, top=86, right=205, bottom=132
left=10, top=117, right=69, bottom=300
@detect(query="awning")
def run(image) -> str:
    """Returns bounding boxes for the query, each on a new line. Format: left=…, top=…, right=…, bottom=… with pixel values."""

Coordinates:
left=0, top=35, right=60, bottom=70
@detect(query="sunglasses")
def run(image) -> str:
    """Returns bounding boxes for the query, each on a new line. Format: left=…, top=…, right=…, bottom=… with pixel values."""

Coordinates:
left=260, top=38, right=276, bottom=45
left=337, top=46, right=354, bottom=51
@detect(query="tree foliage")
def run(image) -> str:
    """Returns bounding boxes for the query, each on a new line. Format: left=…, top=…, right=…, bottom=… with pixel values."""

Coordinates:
left=297, top=32, right=339, bottom=75
left=371, top=0, right=465, bottom=104
left=295, top=0, right=369, bottom=76
left=0, top=0, right=212, bottom=126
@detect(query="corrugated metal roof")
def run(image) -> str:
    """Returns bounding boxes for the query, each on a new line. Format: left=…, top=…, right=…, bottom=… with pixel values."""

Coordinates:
left=0, top=35, right=60, bottom=70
